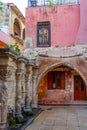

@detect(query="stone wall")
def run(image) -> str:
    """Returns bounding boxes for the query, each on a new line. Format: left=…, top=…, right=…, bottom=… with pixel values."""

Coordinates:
left=23, top=44, right=87, bottom=107
left=0, top=44, right=87, bottom=128
left=0, top=48, right=34, bottom=130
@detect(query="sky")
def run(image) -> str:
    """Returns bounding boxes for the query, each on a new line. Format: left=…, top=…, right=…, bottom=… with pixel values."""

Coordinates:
left=1, top=0, right=27, bottom=16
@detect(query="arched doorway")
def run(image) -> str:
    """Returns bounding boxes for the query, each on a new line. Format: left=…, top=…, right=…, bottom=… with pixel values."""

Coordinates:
left=38, top=65, right=86, bottom=105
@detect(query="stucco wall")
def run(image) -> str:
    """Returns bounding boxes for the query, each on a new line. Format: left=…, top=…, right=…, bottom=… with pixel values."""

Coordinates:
left=9, top=9, right=25, bottom=51
left=76, top=0, right=87, bottom=44
left=26, top=4, right=80, bottom=47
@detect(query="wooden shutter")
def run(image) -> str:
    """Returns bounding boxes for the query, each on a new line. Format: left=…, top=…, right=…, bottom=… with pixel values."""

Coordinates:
left=48, top=72, right=53, bottom=89
left=61, top=72, right=65, bottom=89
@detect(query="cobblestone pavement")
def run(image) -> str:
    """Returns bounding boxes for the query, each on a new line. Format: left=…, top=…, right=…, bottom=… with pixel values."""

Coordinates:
left=25, top=106, right=87, bottom=130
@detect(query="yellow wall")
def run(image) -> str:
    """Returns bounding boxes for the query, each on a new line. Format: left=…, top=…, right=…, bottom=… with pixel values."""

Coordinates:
left=9, top=9, right=25, bottom=52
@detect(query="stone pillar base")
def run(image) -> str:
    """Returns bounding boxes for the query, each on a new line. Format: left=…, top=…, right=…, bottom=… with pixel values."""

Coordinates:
left=24, top=106, right=32, bottom=112
left=31, top=103, right=38, bottom=108
left=0, top=122, right=8, bottom=130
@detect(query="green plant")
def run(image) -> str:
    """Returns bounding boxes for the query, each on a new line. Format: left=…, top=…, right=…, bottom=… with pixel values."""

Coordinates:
left=47, top=0, right=53, bottom=7
left=8, top=117, right=16, bottom=127
left=56, top=1, right=60, bottom=5
left=0, top=1, right=3, bottom=11
left=47, top=0, right=60, bottom=7
left=5, top=42, right=20, bottom=56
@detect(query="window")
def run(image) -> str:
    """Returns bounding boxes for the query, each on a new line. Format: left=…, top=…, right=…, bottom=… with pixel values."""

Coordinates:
left=37, top=22, right=50, bottom=47
left=48, top=71, right=65, bottom=89
left=14, top=18, right=21, bottom=37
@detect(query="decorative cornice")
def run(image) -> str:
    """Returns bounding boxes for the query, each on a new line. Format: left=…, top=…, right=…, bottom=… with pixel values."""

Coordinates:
left=17, top=56, right=29, bottom=63
left=8, top=3, right=25, bottom=24
left=0, top=48, right=17, bottom=56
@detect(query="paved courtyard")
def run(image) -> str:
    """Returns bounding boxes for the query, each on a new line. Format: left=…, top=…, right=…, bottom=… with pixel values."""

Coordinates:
left=25, top=106, right=87, bottom=130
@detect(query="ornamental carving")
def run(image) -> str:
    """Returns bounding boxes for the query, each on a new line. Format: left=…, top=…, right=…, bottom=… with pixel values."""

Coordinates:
left=0, top=80, right=8, bottom=123
left=0, top=68, right=7, bottom=81
left=0, top=67, right=13, bottom=81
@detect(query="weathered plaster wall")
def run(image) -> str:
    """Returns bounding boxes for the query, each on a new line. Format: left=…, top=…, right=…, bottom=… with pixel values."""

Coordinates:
left=23, top=44, right=87, bottom=106
left=26, top=4, right=80, bottom=47
left=76, top=0, right=87, bottom=44
left=9, top=9, right=25, bottom=51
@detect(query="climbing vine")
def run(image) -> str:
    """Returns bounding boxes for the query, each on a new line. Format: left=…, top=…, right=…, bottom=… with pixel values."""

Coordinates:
left=5, top=42, right=20, bottom=56
left=0, top=1, right=3, bottom=11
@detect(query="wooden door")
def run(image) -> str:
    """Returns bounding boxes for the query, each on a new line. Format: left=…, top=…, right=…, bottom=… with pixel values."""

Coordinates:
left=74, top=76, right=86, bottom=100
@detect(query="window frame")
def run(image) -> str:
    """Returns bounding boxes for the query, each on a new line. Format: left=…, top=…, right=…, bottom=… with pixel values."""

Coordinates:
left=48, top=71, right=65, bottom=90
left=37, top=21, right=51, bottom=47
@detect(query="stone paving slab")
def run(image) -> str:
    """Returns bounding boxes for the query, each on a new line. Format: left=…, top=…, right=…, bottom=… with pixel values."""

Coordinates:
left=25, top=106, right=87, bottom=130
left=66, top=126, right=79, bottom=130
left=79, top=126, right=87, bottom=130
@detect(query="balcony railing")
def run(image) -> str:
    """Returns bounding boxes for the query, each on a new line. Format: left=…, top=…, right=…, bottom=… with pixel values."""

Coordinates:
left=28, top=0, right=80, bottom=7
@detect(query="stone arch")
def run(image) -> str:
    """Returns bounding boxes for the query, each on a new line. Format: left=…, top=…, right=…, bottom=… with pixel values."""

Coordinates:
left=37, top=61, right=87, bottom=91
left=14, top=18, right=21, bottom=37
left=31, top=56, right=87, bottom=107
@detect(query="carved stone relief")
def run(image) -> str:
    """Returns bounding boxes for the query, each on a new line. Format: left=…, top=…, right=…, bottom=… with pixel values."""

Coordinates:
left=0, top=80, right=8, bottom=129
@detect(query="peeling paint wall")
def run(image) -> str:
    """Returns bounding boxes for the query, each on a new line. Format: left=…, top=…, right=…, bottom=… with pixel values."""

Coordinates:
left=26, top=4, right=80, bottom=47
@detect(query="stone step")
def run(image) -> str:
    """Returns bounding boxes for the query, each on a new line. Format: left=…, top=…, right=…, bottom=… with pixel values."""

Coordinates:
left=39, top=102, right=87, bottom=107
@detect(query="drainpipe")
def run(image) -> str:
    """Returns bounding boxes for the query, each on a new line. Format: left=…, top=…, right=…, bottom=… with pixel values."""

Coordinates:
left=76, top=0, right=87, bottom=44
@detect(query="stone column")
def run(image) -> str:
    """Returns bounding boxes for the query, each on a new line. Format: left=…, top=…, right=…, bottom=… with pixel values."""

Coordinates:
left=21, top=71, right=26, bottom=106
left=0, top=80, right=8, bottom=130
left=0, top=66, right=9, bottom=130
left=0, top=49, right=18, bottom=130
left=25, top=64, right=33, bottom=112
left=32, top=67, right=38, bottom=108
left=16, top=59, right=26, bottom=119
left=7, top=65, right=17, bottom=112
left=16, top=72, right=23, bottom=119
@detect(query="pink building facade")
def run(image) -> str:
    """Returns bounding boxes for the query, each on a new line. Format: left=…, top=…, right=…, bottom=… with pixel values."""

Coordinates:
left=24, top=0, right=87, bottom=106
left=25, top=0, right=87, bottom=47
left=76, top=0, right=87, bottom=44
